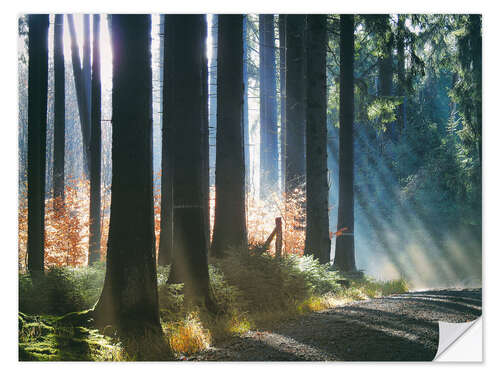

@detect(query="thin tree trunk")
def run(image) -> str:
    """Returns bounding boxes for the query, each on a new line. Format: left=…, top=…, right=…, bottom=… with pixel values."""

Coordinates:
left=259, top=14, right=278, bottom=198
left=67, top=14, right=91, bottom=177
left=285, top=15, right=306, bottom=197
left=209, top=15, right=218, bottom=190
left=304, top=15, right=330, bottom=264
left=166, top=15, right=213, bottom=308
left=243, top=15, right=250, bottom=193
left=93, top=15, right=161, bottom=335
left=53, top=14, right=65, bottom=207
left=88, top=14, right=101, bottom=265
left=334, top=14, right=356, bottom=272
left=210, top=15, right=247, bottom=258
left=201, top=17, right=210, bottom=252
left=83, top=14, right=92, bottom=131
left=279, top=15, right=286, bottom=193
left=27, top=14, right=49, bottom=276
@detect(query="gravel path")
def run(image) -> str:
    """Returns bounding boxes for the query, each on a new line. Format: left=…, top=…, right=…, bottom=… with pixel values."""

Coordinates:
left=187, top=288, right=482, bottom=361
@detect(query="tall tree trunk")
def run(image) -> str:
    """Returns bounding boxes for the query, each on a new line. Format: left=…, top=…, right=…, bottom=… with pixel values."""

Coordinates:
left=166, top=15, right=213, bottom=308
left=93, top=15, right=161, bottom=335
left=88, top=14, right=101, bottom=265
left=396, top=15, right=405, bottom=139
left=209, top=15, right=218, bottom=190
left=304, top=15, right=330, bottom=264
left=259, top=14, right=278, bottom=198
left=27, top=14, right=49, bottom=276
left=53, top=14, right=65, bottom=207
left=67, top=14, right=90, bottom=177
left=201, top=16, right=210, bottom=252
left=333, top=14, right=356, bottom=272
left=243, top=15, right=250, bottom=193
left=83, top=14, right=92, bottom=132
left=211, top=15, right=247, bottom=258
left=158, top=15, right=173, bottom=266
left=279, top=15, right=286, bottom=193
left=284, top=15, right=306, bottom=197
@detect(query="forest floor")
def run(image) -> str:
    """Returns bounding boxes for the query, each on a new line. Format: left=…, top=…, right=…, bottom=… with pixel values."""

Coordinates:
left=185, top=288, right=482, bottom=361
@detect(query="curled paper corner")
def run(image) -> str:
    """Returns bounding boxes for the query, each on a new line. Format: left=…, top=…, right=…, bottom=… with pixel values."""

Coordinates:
left=434, top=316, right=482, bottom=362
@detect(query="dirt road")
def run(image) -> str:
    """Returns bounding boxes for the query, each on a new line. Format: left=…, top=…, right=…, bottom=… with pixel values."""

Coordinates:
left=188, top=288, right=482, bottom=361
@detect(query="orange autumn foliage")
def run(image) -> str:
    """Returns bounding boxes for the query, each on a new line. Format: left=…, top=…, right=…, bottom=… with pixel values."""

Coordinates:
left=18, top=178, right=111, bottom=271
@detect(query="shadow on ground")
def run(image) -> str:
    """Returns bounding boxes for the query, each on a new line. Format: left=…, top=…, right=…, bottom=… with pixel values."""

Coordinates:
left=189, top=288, right=482, bottom=361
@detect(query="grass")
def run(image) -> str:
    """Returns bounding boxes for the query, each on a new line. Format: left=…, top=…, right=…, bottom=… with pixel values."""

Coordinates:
left=18, top=312, right=125, bottom=361
left=19, top=249, right=409, bottom=360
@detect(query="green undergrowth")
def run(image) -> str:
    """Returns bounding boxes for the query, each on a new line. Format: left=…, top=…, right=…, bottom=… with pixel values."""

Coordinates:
left=18, top=312, right=125, bottom=361
left=19, top=249, right=409, bottom=360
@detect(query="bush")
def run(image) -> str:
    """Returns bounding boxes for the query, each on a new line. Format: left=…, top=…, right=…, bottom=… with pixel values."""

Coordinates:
left=19, top=263, right=105, bottom=315
left=212, top=249, right=344, bottom=317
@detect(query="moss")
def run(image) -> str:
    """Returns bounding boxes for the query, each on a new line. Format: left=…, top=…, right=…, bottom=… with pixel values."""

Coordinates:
left=18, top=313, right=124, bottom=361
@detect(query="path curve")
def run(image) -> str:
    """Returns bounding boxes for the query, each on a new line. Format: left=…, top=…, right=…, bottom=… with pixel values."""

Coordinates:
left=188, top=288, right=482, bottom=361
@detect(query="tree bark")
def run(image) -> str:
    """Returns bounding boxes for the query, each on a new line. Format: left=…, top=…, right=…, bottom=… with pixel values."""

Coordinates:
left=304, top=15, right=331, bottom=264
left=211, top=15, right=248, bottom=258
left=201, top=17, right=210, bottom=254
left=93, top=15, right=161, bottom=334
left=83, top=14, right=92, bottom=131
left=209, top=15, right=218, bottom=190
left=158, top=15, right=173, bottom=266
left=334, top=14, right=356, bottom=272
left=259, top=14, right=279, bottom=198
left=88, top=14, right=101, bottom=265
left=67, top=14, right=91, bottom=177
left=27, top=14, right=49, bottom=276
left=165, top=15, right=213, bottom=307
left=284, top=15, right=306, bottom=197
left=243, top=15, right=250, bottom=192
left=53, top=14, right=65, bottom=207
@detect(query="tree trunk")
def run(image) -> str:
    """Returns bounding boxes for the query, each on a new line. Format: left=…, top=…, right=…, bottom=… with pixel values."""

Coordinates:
left=53, top=14, right=65, bottom=207
left=83, top=14, right=92, bottom=132
left=158, top=15, right=173, bottom=266
left=166, top=15, right=213, bottom=307
left=67, top=14, right=91, bottom=177
left=93, top=15, right=161, bottom=335
left=304, top=15, right=331, bottom=264
left=209, top=15, right=218, bottom=190
left=333, top=14, right=356, bottom=272
left=201, top=17, right=210, bottom=253
left=279, top=15, right=286, bottom=193
left=27, top=14, right=49, bottom=276
left=285, top=15, right=306, bottom=197
left=88, top=14, right=101, bottom=265
left=259, top=14, right=279, bottom=198
left=243, top=15, right=250, bottom=192
left=211, top=15, right=247, bottom=258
